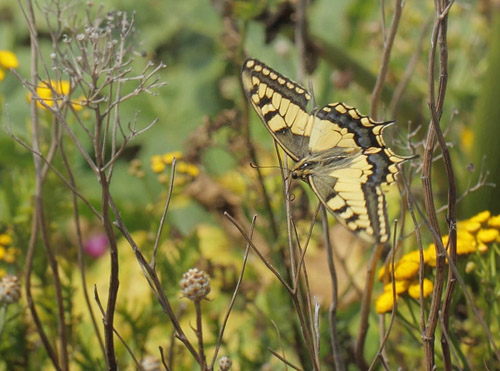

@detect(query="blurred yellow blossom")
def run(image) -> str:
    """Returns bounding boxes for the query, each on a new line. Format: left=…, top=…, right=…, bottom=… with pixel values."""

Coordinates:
left=469, top=210, right=490, bottom=224
left=476, top=228, right=499, bottom=244
left=162, top=151, right=183, bottom=164
left=27, top=80, right=83, bottom=111
left=177, top=161, right=199, bottom=177
left=383, top=280, right=409, bottom=295
left=408, top=278, right=434, bottom=299
left=460, top=127, right=474, bottom=152
left=488, top=215, right=500, bottom=228
left=0, top=246, right=5, bottom=260
left=393, top=260, right=420, bottom=281
left=150, top=152, right=199, bottom=180
left=150, top=155, right=166, bottom=173
left=0, top=233, right=12, bottom=246
left=0, top=50, right=19, bottom=69
left=0, top=268, right=5, bottom=278
left=375, top=291, right=397, bottom=314
left=376, top=210, right=500, bottom=314
left=0, top=69, right=4, bottom=82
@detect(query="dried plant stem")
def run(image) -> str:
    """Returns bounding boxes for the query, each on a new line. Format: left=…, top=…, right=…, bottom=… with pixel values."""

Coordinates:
left=194, top=301, right=207, bottom=370
left=111, top=214, right=200, bottom=362
left=321, top=206, right=345, bottom=371
left=355, top=243, right=384, bottom=370
left=94, top=287, right=141, bottom=368
left=21, top=0, right=69, bottom=369
left=209, top=216, right=255, bottom=369
left=59, top=135, right=106, bottom=360
left=422, top=1, right=456, bottom=369
left=370, top=0, right=403, bottom=119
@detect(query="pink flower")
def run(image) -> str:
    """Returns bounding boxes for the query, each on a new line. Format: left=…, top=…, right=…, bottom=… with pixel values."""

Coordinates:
left=83, top=234, right=108, bottom=258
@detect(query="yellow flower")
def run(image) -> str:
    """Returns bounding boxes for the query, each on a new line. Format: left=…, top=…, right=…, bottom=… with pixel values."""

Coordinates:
left=460, top=127, right=473, bottom=152
left=469, top=210, right=490, bottom=224
left=425, top=245, right=437, bottom=267
left=375, top=291, right=398, bottom=314
left=488, top=214, right=500, bottom=228
left=476, top=228, right=499, bottom=244
left=177, top=161, right=199, bottom=177
left=383, top=280, right=409, bottom=295
left=162, top=151, right=183, bottom=165
left=0, top=234, right=12, bottom=246
left=456, top=231, right=477, bottom=255
left=27, top=80, right=76, bottom=110
left=3, top=252, right=15, bottom=263
left=0, top=246, right=5, bottom=260
left=461, top=221, right=481, bottom=234
left=0, top=50, right=19, bottom=69
left=150, top=155, right=166, bottom=173
left=408, top=278, right=434, bottom=299
left=0, top=68, right=4, bottom=82
left=393, top=259, right=420, bottom=281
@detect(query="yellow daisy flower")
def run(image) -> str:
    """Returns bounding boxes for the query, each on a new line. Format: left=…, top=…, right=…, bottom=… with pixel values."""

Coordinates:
left=393, top=259, right=420, bottom=281
left=177, top=162, right=199, bottom=177
left=150, top=155, right=166, bottom=173
left=0, top=234, right=12, bottom=246
left=469, top=210, right=490, bottom=224
left=383, top=280, right=410, bottom=295
left=487, top=214, right=500, bottom=228
left=0, top=50, right=19, bottom=69
left=162, top=151, right=183, bottom=165
left=476, top=228, right=499, bottom=244
left=408, top=278, right=434, bottom=299
left=375, top=291, right=398, bottom=314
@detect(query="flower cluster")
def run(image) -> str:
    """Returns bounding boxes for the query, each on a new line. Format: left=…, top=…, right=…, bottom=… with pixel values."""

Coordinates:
left=0, top=233, right=20, bottom=278
left=26, top=80, right=85, bottom=111
left=375, top=210, right=500, bottom=314
left=150, top=151, right=199, bottom=184
left=0, top=50, right=18, bottom=82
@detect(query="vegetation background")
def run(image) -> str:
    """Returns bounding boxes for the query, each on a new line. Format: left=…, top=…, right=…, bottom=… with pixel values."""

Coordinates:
left=0, top=0, right=499, bottom=370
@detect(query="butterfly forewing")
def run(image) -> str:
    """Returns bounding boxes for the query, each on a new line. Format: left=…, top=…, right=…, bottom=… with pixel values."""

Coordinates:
left=241, top=58, right=409, bottom=244
left=241, top=58, right=314, bottom=161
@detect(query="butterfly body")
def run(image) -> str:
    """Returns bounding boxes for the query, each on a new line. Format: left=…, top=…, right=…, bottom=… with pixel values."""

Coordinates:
left=241, top=58, right=409, bottom=244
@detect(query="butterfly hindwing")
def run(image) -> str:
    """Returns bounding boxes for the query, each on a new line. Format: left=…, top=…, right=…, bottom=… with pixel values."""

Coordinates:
left=241, top=58, right=313, bottom=161
left=242, top=58, right=409, bottom=244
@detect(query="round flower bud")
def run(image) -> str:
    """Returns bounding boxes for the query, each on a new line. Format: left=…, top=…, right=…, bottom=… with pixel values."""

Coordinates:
left=218, top=355, right=232, bottom=371
left=0, top=275, right=21, bottom=304
left=180, top=268, right=210, bottom=302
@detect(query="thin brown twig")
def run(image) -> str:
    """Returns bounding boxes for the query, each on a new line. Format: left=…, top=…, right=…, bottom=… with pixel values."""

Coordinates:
left=370, top=0, right=404, bottom=119
left=21, top=0, right=69, bottom=368
left=59, top=126, right=106, bottom=360
left=355, top=243, right=384, bottom=370
left=369, top=222, right=399, bottom=371
left=402, top=166, right=500, bottom=363
left=209, top=216, right=255, bottom=369
left=152, top=158, right=177, bottom=269
left=159, top=346, right=171, bottom=371
left=421, top=1, right=456, bottom=368
left=390, top=18, right=433, bottom=116
left=321, top=206, right=345, bottom=371
left=93, top=286, right=142, bottom=369
left=194, top=301, right=207, bottom=370
left=268, top=348, right=303, bottom=371
left=110, top=212, right=200, bottom=362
